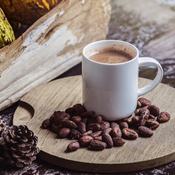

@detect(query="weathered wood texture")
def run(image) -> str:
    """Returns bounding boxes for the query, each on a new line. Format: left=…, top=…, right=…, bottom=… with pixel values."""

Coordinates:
left=13, top=76, right=175, bottom=173
left=0, top=0, right=110, bottom=111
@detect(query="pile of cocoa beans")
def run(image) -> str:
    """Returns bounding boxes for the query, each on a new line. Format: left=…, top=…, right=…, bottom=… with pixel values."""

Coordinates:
left=41, top=97, right=170, bottom=152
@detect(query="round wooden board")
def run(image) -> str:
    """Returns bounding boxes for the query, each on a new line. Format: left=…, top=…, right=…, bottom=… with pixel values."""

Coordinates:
left=13, top=76, right=175, bottom=173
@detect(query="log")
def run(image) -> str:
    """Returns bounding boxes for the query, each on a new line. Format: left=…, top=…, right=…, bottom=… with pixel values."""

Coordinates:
left=0, top=0, right=111, bottom=110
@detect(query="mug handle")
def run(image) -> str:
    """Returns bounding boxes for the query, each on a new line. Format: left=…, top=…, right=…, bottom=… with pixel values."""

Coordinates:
left=138, top=57, right=163, bottom=96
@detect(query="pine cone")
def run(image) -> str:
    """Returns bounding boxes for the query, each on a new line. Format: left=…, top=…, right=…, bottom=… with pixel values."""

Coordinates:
left=0, top=125, right=39, bottom=168
left=0, top=118, right=6, bottom=134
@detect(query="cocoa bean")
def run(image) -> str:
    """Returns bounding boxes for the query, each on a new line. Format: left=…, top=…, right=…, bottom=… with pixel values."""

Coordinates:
left=119, top=121, right=128, bottom=129
left=88, top=140, right=106, bottom=151
left=81, top=117, right=88, bottom=124
left=110, top=122, right=119, bottom=129
left=146, top=119, right=159, bottom=130
left=65, top=141, right=80, bottom=152
left=57, top=128, right=70, bottom=138
left=137, top=108, right=150, bottom=119
left=148, top=105, right=160, bottom=116
left=138, top=126, right=153, bottom=137
left=79, top=135, right=93, bottom=147
left=121, top=116, right=133, bottom=125
left=88, top=123, right=101, bottom=132
left=103, top=128, right=112, bottom=134
left=94, top=136, right=102, bottom=141
left=69, top=129, right=82, bottom=139
left=81, top=111, right=96, bottom=118
left=41, top=119, right=50, bottom=129
left=71, top=115, right=82, bottom=124
left=50, top=123, right=60, bottom=133
left=149, top=114, right=157, bottom=120
left=91, top=131, right=102, bottom=137
left=113, top=137, right=125, bottom=147
left=78, top=122, right=86, bottom=133
left=83, top=130, right=93, bottom=136
left=122, top=128, right=138, bottom=140
left=73, top=104, right=87, bottom=115
left=157, top=112, right=170, bottom=123
left=131, top=116, right=140, bottom=126
left=65, top=107, right=76, bottom=116
left=138, top=97, right=151, bottom=107
left=101, top=121, right=110, bottom=130
left=137, top=100, right=142, bottom=108
left=63, top=120, right=77, bottom=129
left=50, top=111, right=70, bottom=124
left=110, top=127, right=122, bottom=138
left=96, top=115, right=103, bottom=123
left=102, top=133, right=113, bottom=148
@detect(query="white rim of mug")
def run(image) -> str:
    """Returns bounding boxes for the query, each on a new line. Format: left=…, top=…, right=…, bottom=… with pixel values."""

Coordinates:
left=82, top=40, right=139, bottom=66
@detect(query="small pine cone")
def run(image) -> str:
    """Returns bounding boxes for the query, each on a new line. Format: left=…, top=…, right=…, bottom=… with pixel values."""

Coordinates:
left=0, top=118, right=6, bottom=134
left=0, top=125, right=39, bottom=168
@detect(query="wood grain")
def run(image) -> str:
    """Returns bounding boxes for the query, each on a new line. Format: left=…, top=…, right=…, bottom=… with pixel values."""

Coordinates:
left=0, top=0, right=110, bottom=111
left=13, top=76, right=175, bottom=173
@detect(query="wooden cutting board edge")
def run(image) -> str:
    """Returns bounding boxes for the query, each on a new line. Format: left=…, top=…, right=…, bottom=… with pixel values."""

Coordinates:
left=13, top=75, right=175, bottom=173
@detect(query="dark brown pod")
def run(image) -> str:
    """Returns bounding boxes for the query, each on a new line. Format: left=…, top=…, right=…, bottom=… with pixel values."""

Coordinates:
left=96, top=115, right=103, bottom=123
left=137, top=100, right=142, bottom=108
left=103, top=128, right=112, bottom=134
left=88, top=140, right=107, bottom=151
left=148, top=105, right=160, bottom=116
left=138, top=97, right=151, bottom=107
left=149, top=114, right=157, bottom=120
left=119, top=121, right=128, bottom=129
left=65, top=141, right=80, bottom=152
left=79, top=135, right=93, bottom=147
left=78, top=122, right=86, bottom=133
left=146, top=119, right=159, bottom=130
left=71, top=115, right=82, bottom=124
left=50, top=123, right=60, bottom=133
left=157, top=112, right=170, bottom=123
left=110, top=127, right=122, bottom=138
left=122, top=128, right=138, bottom=140
left=73, top=104, right=87, bottom=115
left=88, top=123, right=101, bottom=132
left=91, top=131, right=102, bottom=138
left=94, top=136, right=103, bottom=141
left=83, top=130, right=93, bottom=136
left=63, top=120, right=77, bottom=129
left=102, top=133, right=113, bottom=148
left=110, top=122, right=119, bottom=129
left=113, top=137, right=125, bottom=147
left=65, top=107, right=76, bottom=116
left=121, top=116, right=133, bottom=125
left=81, top=111, right=96, bottom=118
left=131, top=115, right=140, bottom=126
left=69, top=129, right=82, bottom=139
left=57, top=128, right=71, bottom=138
left=138, top=126, right=153, bottom=137
left=41, top=119, right=50, bottom=129
left=50, top=111, right=70, bottom=124
left=137, top=108, right=150, bottom=119
left=101, top=121, right=110, bottom=130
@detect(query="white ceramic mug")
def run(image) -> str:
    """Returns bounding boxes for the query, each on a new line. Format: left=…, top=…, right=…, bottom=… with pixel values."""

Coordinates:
left=82, top=40, right=163, bottom=121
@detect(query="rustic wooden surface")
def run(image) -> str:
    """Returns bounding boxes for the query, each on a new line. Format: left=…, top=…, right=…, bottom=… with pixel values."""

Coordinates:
left=0, top=0, right=110, bottom=111
left=13, top=76, right=175, bottom=173
left=1, top=0, right=175, bottom=174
